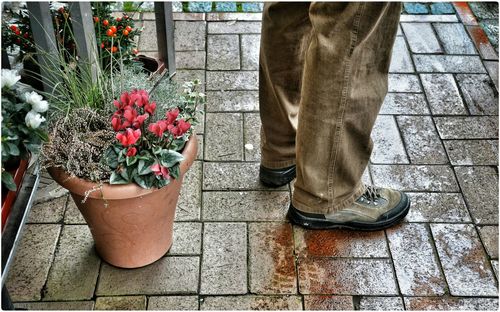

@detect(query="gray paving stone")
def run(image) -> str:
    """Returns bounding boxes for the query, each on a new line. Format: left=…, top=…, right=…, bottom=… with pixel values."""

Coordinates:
left=434, top=23, right=477, bottom=54
left=358, top=297, right=404, bottom=311
left=169, top=222, right=202, bottom=255
left=484, top=61, right=499, bottom=91
left=401, top=23, right=443, bottom=53
left=97, top=256, right=200, bottom=295
left=434, top=116, right=498, bottom=139
left=200, top=295, right=303, bottom=310
left=465, top=25, right=498, bottom=60
left=244, top=113, right=261, bottom=161
left=404, top=297, right=499, bottom=310
left=6, top=224, right=61, bottom=301
left=206, top=12, right=263, bottom=21
left=44, top=225, right=100, bottom=301
left=241, top=34, right=260, bottom=70
left=304, top=295, right=354, bottom=310
left=397, top=116, right=448, bottom=164
left=444, top=139, right=498, bottom=165
left=431, top=223, right=498, bottom=296
left=399, top=14, right=458, bottom=22
left=203, top=162, right=287, bottom=190
left=206, top=90, right=259, bottom=112
left=371, top=165, right=459, bottom=192
left=420, top=74, right=467, bottom=115
left=455, top=166, right=498, bottom=224
left=205, top=113, right=243, bottom=161
left=95, top=296, right=146, bottom=310
left=148, top=296, right=199, bottom=310
left=478, top=225, right=499, bottom=259
left=196, top=134, right=204, bottom=160
left=174, top=70, right=206, bottom=94
left=492, top=260, right=499, bottom=278
left=389, top=36, right=415, bottom=73
left=413, top=55, right=486, bottom=73
left=405, top=192, right=471, bottom=223
left=174, top=21, right=206, bottom=51
left=298, top=258, right=398, bottom=295
left=139, top=21, right=158, bottom=51
left=200, top=222, right=247, bottom=294
left=456, top=74, right=498, bottom=115
left=380, top=93, right=429, bottom=115
left=64, top=196, right=87, bottom=224
left=207, top=35, right=240, bottom=70
left=173, top=13, right=206, bottom=21
left=371, top=115, right=408, bottom=164
left=176, top=51, right=206, bottom=69
left=177, top=161, right=202, bottom=221
left=388, top=74, right=421, bottom=92
left=203, top=191, right=289, bottom=221
left=294, top=227, right=388, bottom=258
left=28, top=196, right=66, bottom=223
left=387, top=223, right=446, bottom=296
left=249, top=223, right=297, bottom=294
left=14, top=301, right=95, bottom=310
left=206, top=71, right=258, bottom=90
left=208, top=21, right=262, bottom=34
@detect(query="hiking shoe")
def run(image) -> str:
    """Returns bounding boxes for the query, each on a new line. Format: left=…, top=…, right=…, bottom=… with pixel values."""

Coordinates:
left=259, top=164, right=296, bottom=187
left=288, top=185, right=410, bottom=230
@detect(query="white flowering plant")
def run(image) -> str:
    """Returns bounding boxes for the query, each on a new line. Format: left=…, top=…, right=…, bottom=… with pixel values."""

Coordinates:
left=1, top=69, right=49, bottom=190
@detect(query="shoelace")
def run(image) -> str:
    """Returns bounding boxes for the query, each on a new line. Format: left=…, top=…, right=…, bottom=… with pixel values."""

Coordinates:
left=363, top=185, right=381, bottom=202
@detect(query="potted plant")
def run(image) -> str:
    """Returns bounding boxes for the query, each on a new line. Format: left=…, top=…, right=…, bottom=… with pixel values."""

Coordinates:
left=1, top=69, right=49, bottom=230
left=45, top=82, right=203, bottom=268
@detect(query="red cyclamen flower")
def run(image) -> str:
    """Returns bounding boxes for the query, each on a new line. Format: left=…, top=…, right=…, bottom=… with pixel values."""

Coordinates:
left=150, top=163, right=170, bottom=179
left=116, top=128, right=141, bottom=147
left=144, top=101, right=156, bottom=115
left=130, top=89, right=149, bottom=107
left=126, top=147, right=137, bottom=157
left=165, top=108, right=179, bottom=125
left=168, top=119, right=191, bottom=137
left=148, top=120, right=168, bottom=137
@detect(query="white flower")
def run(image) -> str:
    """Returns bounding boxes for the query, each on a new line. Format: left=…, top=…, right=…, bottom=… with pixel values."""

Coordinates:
left=24, top=91, right=49, bottom=112
left=50, top=1, right=67, bottom=11
left=1, top=69, right=21, bottom=88
left=25, top=110, right=46, bottom=129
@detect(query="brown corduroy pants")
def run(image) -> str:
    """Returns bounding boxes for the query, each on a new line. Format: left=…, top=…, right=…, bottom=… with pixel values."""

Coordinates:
left=259, top=2, right=402, bottom=214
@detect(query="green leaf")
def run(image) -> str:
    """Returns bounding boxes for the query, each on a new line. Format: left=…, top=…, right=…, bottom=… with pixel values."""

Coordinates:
left=110, top=171, right=129, bottom=184
left=152, top=146, right=162, bottom=155
left=170, top=165, right=180, bottom=180
left=117, top=150, right=126, bottom=163
left=24, top=142, right=41, bottom=154
left=126, top=155, right=137, bottom=166
left=2, top=142, right=10, bottom=157
left=160, top=150, right=184, bottom=168
left=133, top=175, right=149, bottom=189
left=104, top=147, right=118, bottom=169
left=120, top=168, right=129, bottom=181
left=7, top=142, right=20, bottom=156
left=2, top=171, right=16, bottom=191
left=137, top=159, right=153, bottom=175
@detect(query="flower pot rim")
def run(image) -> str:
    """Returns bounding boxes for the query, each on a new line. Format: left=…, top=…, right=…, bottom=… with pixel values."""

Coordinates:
left=48, top=135, right=197, bottom=200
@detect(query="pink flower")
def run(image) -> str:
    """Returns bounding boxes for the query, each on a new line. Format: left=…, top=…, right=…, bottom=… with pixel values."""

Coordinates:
left=120, top=91, right=131, bottom=107
left=123, top=107, right=137, bottom=122
left=168, top=119, right=191, bottom=137
left=126, top=147, right=137, bottom=157
left=111, top=115, right=121, bottom=131
left=150, top=163, right=170, bottom=179
left=165, top=108, right=179, bottom=125
left=116, top=128, right=141, bottom=147
left=147, top=120, right=168, bottom=137
left=144, top=101, right=156, bottom=115
left=133, top=113, right=149, bottom=128
left=130, top=89, right=149, bottom=107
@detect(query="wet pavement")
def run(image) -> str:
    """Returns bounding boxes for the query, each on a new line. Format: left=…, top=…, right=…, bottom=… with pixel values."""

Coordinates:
left=5, top=3, right=499, bottom=310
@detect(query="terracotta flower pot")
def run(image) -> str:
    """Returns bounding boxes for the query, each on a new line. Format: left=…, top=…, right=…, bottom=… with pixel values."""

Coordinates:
left=48, top=136, right=197, bottom=268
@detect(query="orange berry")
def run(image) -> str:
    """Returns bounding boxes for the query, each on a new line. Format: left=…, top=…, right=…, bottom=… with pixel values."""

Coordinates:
left=93, top=16, right=99, bottom=23
left=110, top=26, right=117, bottom=33
left=116, top=17, right=122, bottom=22
left=125, top=25, right=132, bottom=32
left=9, top=25, right=17, bottom=32
left=106, top=28, right=113, bottom=36
left=100, top=43, right=105, bottom=48
left=103, top=19, right=109, bottom=26
left=111, top=46, right=118, bottom=53
left=122, top=29, right=129, bottom=36
left=14, top=29, right=20, bottom=36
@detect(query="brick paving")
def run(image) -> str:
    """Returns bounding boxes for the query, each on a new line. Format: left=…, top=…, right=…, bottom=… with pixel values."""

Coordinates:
left=5, top=4, right=499, bottom=311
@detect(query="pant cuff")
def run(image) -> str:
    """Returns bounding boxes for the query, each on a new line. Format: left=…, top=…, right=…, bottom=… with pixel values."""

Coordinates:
left=260, top=158, right=296, bottom=169
left=292, top=182, right=366, bottom=214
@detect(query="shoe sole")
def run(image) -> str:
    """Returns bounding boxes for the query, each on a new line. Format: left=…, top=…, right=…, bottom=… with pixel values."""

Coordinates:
left=288, top=194, right=411, bottom=231
left=259, top=166, right=296, bottom=188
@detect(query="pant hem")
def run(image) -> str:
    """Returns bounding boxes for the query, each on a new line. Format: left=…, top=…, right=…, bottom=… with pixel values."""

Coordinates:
left=292, top=182, right=366, bottom=214
left=260, top=159, right=296, bottom=169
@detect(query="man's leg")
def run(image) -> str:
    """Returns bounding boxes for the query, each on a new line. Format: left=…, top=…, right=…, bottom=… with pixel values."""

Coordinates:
left=290, top=3, right=408, bottom=227
left=259, top=2, right=311, bottom=174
